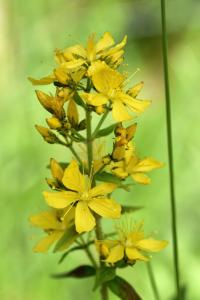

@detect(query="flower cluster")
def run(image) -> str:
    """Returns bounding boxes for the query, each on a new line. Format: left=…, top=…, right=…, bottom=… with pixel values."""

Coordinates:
left=29, top=32, right=167, bottom=287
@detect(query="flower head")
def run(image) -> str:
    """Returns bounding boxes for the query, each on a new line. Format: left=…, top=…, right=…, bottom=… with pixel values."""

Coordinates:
left=29, top=207, right=75, bottom=253
left=43, top=160, right=121, bottom=233
left=96, top=220, right=168, bottom=264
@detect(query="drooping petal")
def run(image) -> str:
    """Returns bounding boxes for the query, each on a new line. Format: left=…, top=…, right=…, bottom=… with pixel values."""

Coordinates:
left=81, top=93, right=108, bottom=106
left=90, top=183, right=117, bottom=197
left=43, top=191, right=78, bottom=209
left=105, top=244, right=124, bottom=263
left=131, top=173, right=151, bottom=185
left=62, top=160, right=85, bottom=192
left=127, top=81, right=144, bottom=98
left=29, top=211, right=60, bottom=230
left=28, top=75, right=55, bottom=85
left=112, top=101, right=132, bottom=122
left=96, top=32, right=115, bottom=53
left=63, top=44, right=86, bottom=60
left=133, top=158, right=163, bottom=172
left=61, top=59, right=85, bottom=70
left=88, top=198, right=121, bottom=218
left=137, top=239, right=168, bottom=252
left=75, top=201, right=96, bottom=233
left=125, top=247, right=148, bottom=261
left=118, top=92, right=151, bottom=114
left=33, top=232, right=62, bottom=253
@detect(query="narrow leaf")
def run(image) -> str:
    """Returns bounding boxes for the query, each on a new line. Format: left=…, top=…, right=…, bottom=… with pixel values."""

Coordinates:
left=95, top=172, right=122, bottom=185
left=96, top=123, right=117, bottom=138
left=53, top=225, right=78, bottom=252
left=93, top=266, right=116, bottom=291
left=121, top=205, right=143, bottom=214
left=51, top=265, right=95, bottom=279
left=108, top=276, right=142, bottom=300
left=73, top=92, right=86, bottom=108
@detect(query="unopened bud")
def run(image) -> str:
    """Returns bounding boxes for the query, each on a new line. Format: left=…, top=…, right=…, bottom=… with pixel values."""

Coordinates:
left=35, top=125, right=57, bottom=144
left=67, top=98, right=79, bottom=127
left=78, top=119, right=86, bottom=131
left=50, top=158, right=64, bottom=181
left=112, top=145, right=125, bottom=161
left=35, top=90, right=53, bottom=113
left=95, top=105, right=105, bottom=115
left=46, top=117, right=62, bottom=129
left=126, top=123, right=137, bottom=141
left=128, top=81, right=144, bottom=98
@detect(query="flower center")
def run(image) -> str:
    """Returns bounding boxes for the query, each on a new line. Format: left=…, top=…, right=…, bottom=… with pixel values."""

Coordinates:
left=80, top=191, right=90, bottom=201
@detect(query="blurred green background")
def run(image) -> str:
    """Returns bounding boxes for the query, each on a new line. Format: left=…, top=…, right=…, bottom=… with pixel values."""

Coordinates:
left=1, top=0, right=199, bottom=299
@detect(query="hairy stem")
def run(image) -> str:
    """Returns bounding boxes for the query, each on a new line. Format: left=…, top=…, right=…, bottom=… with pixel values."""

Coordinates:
left=160, top=0, right=180, bottom=298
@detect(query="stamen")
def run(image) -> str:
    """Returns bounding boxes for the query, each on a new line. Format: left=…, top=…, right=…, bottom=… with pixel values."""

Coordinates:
left=61, top=203, right=75, bottom=221
left=123, top=68, right=140, bottom=87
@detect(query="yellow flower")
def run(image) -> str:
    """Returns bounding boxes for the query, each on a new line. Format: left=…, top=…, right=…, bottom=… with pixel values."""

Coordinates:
left=82, top=66, right=151, bottom=122
left=29, top=207, right=75, bottom=253
left=96, top=221, right=168, bottom=263
left=111, top=154, right=163, bottom=184
left=43, top=160, right=121, bottom=233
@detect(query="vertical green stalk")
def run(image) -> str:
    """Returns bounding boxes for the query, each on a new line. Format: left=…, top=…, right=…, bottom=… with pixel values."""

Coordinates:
left=146, top=263, right=160, bottom=300
left=85, top=106, right=109, bottom=300
left=160, top=0, right=180, bottom=298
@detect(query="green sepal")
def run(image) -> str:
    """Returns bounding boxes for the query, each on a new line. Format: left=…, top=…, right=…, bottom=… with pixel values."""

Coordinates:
left=95, top=123, right=117, bottom=138
left=93, top=266, right=116, bottom=291
left=51, top=265, right=95, bottom=279
left=53, top=225, right=78, bottom=252
left=121, top=205, right=143, bottom=214
left=108, top=276, right=142, bottom=300
left=73, top=92, right=86, bottom=108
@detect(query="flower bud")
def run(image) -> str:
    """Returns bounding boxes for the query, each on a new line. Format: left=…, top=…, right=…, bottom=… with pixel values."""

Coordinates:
left=78, top=119, right=86, bottom=131
left=67, top=99, right=79, bottom=127
left=35, top=125, right=57, bottom=144
left=127, top=81, right=144, bottom=98
left=126, top=123, right=137, bottom=141
left=50, top=158, right=64, bottom=181
left=95, top=105, right=105, bottom=115
left=46, top=117, right=62, bottom=129
left=112, top=145, right=125, bottom=161
left=35, top=90, right=54, bottom=113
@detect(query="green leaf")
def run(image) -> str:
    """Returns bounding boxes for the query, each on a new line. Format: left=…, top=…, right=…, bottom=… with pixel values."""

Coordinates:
left=108, top=276, right=142, bottom=300
left=96, top=123, right=117, bottom=138
left=51, top=265, right=95, bottom=279
left=53, top=225, right=78, bottom=252
left=95, top=171, right=122, bottom=185
left=58, top=240, right=94, bottom=264
left=93, top=266, right=116, bottom=291
left=121, top=205, right=143, bottom=214
left=73, top=92, right=86, bottom=108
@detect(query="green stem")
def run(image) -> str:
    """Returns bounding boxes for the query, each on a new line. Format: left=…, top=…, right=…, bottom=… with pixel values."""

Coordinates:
left=71, top=128, right=86, bottom=142
left=146, top=262, right=160, bottom=300
left=92, top=108, right=110, bottom=139
left=80, top=236, right=98, bottom=268
left=160, top=0, right=180, bottom=298
left=68, top=144, right=83, bottom=167
left=85, top=106, right=109, bottom=300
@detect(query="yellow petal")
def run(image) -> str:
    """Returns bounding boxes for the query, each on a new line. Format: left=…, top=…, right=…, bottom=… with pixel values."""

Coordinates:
left=96, top=32, right=115, bottom=53
left=133, top=158, right=163, bottom=172
left=75, top=201, right=96, bottom=233
left=88, top=198, right=121, bottom=218
left=62, top=160, right=85, bottom=192
left=28, top=74, right=55, bottom=85
left=118, top=92, right=151, bottom=114
left=125, top=247, right=148, bottom=261
left=61, top=59, right=85, bottom=70
left=105, top=244, right=124, bottom=263
left=86, top=33, right=96, bottom=62
left=90, top=183, right=117, bottom=197
left=87, top=61, right=108, bottom=77
left=63, top=44, right=86, bottom=60
left=50, top=158, right=64, bottom=181
left=112, top=101, right=132, bottom=122
left=131, top=173, right=151, bottom=185
left=128, top=81, right=144, bottom=98
left=33, top=232, right=62, bottom=253
left=81, top=93, right=108, bottom=106
left=92, top=68, right=124, bottom=94
left=54, top=67, right=69, bottom=84
left=29, top=211, right=60, bottom=230
left=43, top=191, right=78, bottom=209
left=137, top=239, right=168, bottom=252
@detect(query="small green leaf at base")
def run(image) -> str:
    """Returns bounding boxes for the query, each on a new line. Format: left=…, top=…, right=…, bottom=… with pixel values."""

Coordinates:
left=53, top=225, right=78, bottom=252
left=108, top=276, right=142, bottom=300
left=93, top=266, right=116, bottom=291
left=51, top=265, right=95, bottom=279
left=96, top=123, right=118, bottom=138
left=121, top=205, right=143, bottom=214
